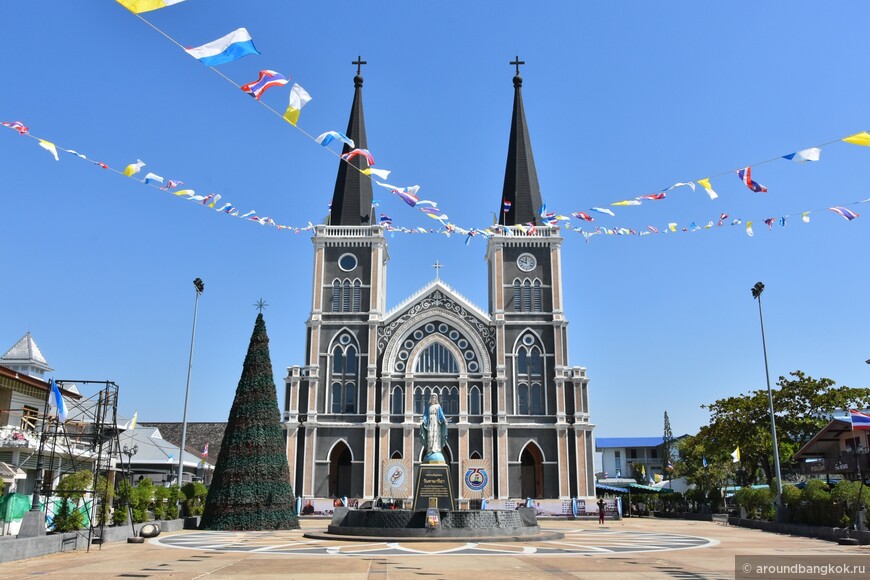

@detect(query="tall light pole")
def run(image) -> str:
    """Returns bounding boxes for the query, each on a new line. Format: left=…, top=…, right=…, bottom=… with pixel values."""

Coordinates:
left=751, top=282, right=784, bottom=520
left=178, top=278, right=204, bottom=488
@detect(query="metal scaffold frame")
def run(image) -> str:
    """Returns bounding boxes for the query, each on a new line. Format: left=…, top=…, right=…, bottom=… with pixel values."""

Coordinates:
left=33, top=380, right=128, bottom=550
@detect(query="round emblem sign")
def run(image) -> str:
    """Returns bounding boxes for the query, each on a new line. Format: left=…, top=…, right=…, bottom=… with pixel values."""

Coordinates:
left=464, top=467, right=488, bottom=492
left=387, top=465, right=406, bottom=488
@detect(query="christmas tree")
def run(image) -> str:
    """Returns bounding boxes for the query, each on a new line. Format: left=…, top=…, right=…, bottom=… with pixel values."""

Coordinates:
left=200, top=313, right=299, bottom=530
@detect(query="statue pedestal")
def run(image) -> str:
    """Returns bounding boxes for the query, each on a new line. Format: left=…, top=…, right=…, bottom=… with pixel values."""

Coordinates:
left=413, top=463, right=455, bottom=511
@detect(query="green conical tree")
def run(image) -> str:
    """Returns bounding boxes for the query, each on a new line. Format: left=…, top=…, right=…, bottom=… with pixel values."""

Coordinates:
left=200, top=313, right=299, bottom=530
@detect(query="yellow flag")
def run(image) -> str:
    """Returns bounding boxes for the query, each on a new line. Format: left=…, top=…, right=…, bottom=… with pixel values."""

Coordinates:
left=731, top=447, right=741, bottom=463
left=283, top=83, right=312, bottom=126
left=843, top=132, right=870, bottom=146
left=38, top=140, right=59, bottom=161
left=697, top=178, right=718, bottom=200
left=123, top=159, right=145, bottom=176
left=116, top=0, right=186, bottom=13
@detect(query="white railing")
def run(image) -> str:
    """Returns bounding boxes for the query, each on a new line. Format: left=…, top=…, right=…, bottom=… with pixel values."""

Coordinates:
left=317, top=225, right=382, bottom=238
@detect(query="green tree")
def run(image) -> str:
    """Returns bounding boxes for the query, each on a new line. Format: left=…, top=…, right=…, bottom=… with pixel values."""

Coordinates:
left=200, top=313, right=299, bottom=530
left=693, top=371, right=870, bottom=487
left=662, top=411, right=673, bottom=474
left=52, top=470, right=93, bottom=532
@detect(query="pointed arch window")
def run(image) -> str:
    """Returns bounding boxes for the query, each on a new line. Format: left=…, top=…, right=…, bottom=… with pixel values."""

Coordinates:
left=332, top=279, right=363, bottom=313
left=353, top=280, right=362, bottom=311
left=342, top=280, right=352, bottom=312
left=415, top=342, right=459, bottom=374
left=468, top=385, right=481, bottom=416
left=515, top=335, right=545, bottom=415
left=523, top=279, right=532, bottom=312
left=391, top=386, right=404, bottom=416
left=331, top=340, right=358, bottom=414
left=533, top=279, right=542, bottom=312
left=514, top=278, right=544, bottom=313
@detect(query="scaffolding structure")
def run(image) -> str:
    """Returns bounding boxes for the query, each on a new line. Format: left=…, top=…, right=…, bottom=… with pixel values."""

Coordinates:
left=32, top=380, right=129, bottom=550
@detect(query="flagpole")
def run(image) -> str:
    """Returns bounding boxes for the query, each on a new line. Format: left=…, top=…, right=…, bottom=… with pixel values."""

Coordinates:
left=177, top=278, right=204, bottom=489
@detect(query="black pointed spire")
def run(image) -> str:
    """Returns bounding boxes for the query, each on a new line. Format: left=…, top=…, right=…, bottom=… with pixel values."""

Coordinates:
left=329, top=57, right=373, bottom=226
left=499, top=57, right=542, bottom=226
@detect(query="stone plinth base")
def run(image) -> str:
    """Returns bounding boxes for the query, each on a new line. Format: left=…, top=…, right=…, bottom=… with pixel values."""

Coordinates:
left=313, top=507, right=561, bottom=542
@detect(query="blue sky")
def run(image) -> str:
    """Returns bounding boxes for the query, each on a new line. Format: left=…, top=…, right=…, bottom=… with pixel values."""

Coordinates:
left=2, top=1, right=869, bottom=439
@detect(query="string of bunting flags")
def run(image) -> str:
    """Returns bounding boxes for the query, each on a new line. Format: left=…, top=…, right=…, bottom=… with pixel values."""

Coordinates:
left=113, top=0, right=467, bottom=233
left=3, top=119, right=867, bottom=245
left=108, top=0, right=869, bottom=243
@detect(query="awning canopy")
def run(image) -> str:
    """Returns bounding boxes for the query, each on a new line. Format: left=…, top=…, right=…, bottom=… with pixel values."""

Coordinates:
left=628, top=482, right=672, bottom=493
left=596, top=483, right=629, bottom=494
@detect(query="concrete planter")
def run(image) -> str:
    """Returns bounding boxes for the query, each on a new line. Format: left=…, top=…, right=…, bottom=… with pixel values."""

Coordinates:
left=728, top=517, right=870, bottom=545
left=0, top=519, right=185, bottom=564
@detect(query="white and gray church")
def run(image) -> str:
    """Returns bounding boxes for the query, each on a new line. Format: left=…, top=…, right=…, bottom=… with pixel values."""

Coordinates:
left=283, top=63, right=595, bottom=506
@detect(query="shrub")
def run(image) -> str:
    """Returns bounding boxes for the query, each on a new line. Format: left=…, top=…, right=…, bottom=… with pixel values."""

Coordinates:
left=52, top=470, right=93, bottom=532
left=113, top=479, right=132, bottom=525
left=152, top=485, right=169, bottom=520
left=800, top=480, right=838, bottom=526
left=182, top=482, right=208, bottom=517
left=94, top=475, right=113, bottom=527
left=165, top=485, right=181, bottom=520
left=130, top=478, right=154, bottom=523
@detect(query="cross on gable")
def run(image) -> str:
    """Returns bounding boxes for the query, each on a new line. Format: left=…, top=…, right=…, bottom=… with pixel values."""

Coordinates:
left=510, top=55, right=525, bottom=76
left=353, top=55, right=367, bottom=76
left=432, top=260, right=443, bottom=280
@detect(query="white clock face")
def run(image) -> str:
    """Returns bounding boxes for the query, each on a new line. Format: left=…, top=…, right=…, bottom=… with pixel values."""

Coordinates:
left=517, top=253, right=536, bottom=272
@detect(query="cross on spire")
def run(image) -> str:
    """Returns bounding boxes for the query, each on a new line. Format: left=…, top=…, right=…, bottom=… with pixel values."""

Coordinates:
left=510, top=55, right=525, bottom=76
left=353, top=55, right=367, bottom=76
left=432, top=260, right=443, bottom=280
left=254, top=298, right=269, bottom=314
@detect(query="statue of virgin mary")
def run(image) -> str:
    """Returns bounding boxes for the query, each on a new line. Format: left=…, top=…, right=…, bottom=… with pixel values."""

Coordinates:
left=420, top=393, right=448, bottom=463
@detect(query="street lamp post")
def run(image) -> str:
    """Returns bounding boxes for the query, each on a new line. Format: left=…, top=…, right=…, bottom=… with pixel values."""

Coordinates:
left=177, top=278, right=204, bottom=488
left=122, top=444, right=138, bottom=486
left=751, top=282, right=784, bottom=521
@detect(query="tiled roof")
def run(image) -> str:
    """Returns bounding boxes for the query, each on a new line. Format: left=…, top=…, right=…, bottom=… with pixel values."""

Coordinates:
left=139, top=422, right=226, bottom=465
left=1, top=332, right=53, bottom=372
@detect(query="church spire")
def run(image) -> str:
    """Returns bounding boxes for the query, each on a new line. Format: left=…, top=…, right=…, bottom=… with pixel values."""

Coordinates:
left=498, top=56, right=542, bottom=226
left=329, top=56, right=373, bottom=226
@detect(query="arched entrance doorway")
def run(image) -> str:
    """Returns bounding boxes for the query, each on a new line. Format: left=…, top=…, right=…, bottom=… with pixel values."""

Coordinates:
left=328, top=441, right=353, bottom=498
left=520, top=444, right=543, bottom=498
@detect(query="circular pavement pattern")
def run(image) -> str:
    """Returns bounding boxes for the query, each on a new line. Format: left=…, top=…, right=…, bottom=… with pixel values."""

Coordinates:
left=153, top=528, right=717, bottom=556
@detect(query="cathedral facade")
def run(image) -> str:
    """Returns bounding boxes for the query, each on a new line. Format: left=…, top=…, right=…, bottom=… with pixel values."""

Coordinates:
left=283, top=65, right=594, bottom=504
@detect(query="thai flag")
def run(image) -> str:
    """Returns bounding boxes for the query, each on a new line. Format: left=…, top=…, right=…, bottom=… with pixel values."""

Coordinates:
left=241, top=70, right=289, bottom=100
left=829, top=207, right=859, bottom=221
left=850, top=410, right=870, bottom=429
left=572, top=211, right=594, bottom=222
left=503, top=199, right=512, bottom=212
left=2, top=121, right=28, bottom=134
left=737, top=167, right=767, bottom=193
left=379, top=214, right=393, bottom=225
left=341, top=148, right=375, bottom=165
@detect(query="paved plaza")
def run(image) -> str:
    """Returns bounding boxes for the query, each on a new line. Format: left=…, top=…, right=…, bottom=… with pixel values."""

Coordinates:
left=1, top=518, right=868, bottom=579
